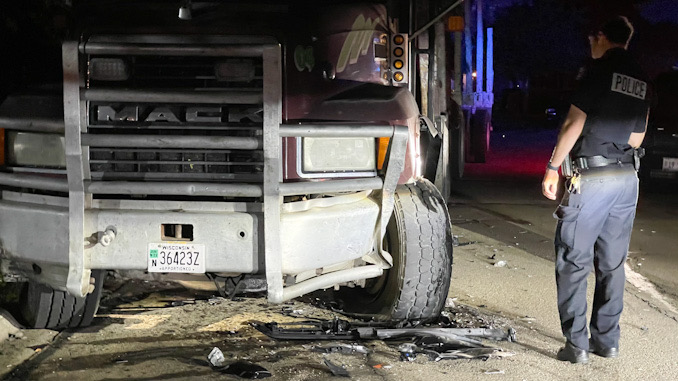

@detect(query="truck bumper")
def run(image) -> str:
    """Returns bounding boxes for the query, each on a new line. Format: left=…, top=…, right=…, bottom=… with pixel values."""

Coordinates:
left=0, top=191, right=379, bottom=284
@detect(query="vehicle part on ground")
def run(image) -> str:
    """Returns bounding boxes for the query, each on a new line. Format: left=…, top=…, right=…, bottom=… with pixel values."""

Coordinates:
left=253, top=319, right=516, bottom=344
left=335, top=179, right=453, bottom=324
left=401, top=343, right=513, bottom=362
left=323, top=358, right=350, bottom=377
left=20, top=270, right=105, bottom=329
left=212, top=361, right=272, bottom=379
left=362, top=326, right=517, bottom=343
left=311, top=343, right=370, bottom=355
left=253, top=319, right=358, bottom=340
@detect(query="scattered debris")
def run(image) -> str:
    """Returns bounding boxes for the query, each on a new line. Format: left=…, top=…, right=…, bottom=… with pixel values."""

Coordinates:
left=372, top=364, right=391, bottom=369
left=445, top=298, right=457, bottom=308
left=494, top=261, right=507, bottom=268
left=214, top=361, right=272, bottom=379
left=208, top=297, right=227, bottom=305
left=254, top=320, right=515, bottom=344
left=484, top=369, right=506, bottom=375
left=323, top=358, right=350, bottom=377
left=398, top=341, right=513, bottom=362
left=312, top=343, right=370, bottom=355
left=431, top=348, right=514, bottom=361
left=253, top=318, right=356, bottom=340
left=165, top=300, right=196, bottom=307
left=254, top=317, right=516, bottom=366
left=453, top=235, right=478, bottom=247
left=398, top=343, right=417, bottom=361
left=208, top=347, right=226, bottom=367
left=641, top=326, right=649, bottom=331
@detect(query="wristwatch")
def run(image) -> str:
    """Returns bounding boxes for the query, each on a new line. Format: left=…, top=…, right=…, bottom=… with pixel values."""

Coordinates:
left=546, top=162, right=559, bottom=171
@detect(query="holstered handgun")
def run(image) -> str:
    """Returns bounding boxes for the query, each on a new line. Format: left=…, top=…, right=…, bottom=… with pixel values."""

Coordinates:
left=633, top=148, right=645, bottom=171
left=561, top=153, right=573, bottom=177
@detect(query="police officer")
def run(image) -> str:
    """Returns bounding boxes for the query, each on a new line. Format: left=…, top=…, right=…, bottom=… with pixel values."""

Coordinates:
left=542, top=16, right=650, bottom=364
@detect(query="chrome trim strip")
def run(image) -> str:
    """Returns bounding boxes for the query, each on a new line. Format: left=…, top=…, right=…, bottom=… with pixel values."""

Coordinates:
left=85, top=181, right=263, bottom=197
left=83, top=89, right=263, bottom=104
left=0, top=172, right=68, bottom=192
left=279, top=177, right=383, bottom=196
left=262, top=45, right=284, bottom=304
left=82, top=134, right=263, bottom=150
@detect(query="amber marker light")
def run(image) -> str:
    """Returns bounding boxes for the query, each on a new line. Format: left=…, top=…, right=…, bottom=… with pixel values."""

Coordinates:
left=393, top=35, right=404, bottom=45
left=394, top=72, right=404, bottom=82
left=377, top=137, right=390, bottom=170
left=394, top=47, right=404, bottom=57
left=394, top=60, right=404, bottom=69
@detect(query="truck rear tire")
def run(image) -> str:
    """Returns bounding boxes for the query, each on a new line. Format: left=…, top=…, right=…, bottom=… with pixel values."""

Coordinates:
left=20, top=270, right=105, bottom=329
left=337, top=179, right=453, bottom=324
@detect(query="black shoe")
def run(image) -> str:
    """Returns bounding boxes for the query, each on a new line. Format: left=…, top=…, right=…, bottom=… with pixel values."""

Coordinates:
left=557, top=342, right=589, bottom=364
left=589, top=339, right=619, bottom=358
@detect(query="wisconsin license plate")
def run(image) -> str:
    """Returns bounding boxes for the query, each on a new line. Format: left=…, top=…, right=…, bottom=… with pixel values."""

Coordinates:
left=148, top=243, right=206, bottom=273
left=662, top=157, right=678, bottom=172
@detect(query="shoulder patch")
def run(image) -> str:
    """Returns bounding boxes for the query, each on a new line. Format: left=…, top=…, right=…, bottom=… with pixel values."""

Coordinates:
left=611, top=73, right=647, bottom=100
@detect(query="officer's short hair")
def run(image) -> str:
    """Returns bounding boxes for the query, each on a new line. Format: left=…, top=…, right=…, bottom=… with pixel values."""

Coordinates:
left=599, top=16, right=634, bottom=45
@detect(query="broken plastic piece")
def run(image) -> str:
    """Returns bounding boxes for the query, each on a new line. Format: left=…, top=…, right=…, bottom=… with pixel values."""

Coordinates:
left=215, top=362, right=272, bottom=379
left=312, top=343, right=370, bottom=355
left=208, top=347, right=226, bottom=367
left=399, top=343, right=417, bottom=361
left=254, top=320, right=516, bottom=344
left=252, top=319, right=358, bottom=340
left=323, top=358, right=350, bottom=377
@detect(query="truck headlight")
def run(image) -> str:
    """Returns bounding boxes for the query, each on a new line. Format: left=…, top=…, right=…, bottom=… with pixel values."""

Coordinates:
left=302, top=137, right=376, bottom=172
left=6, top=131, right=66, bottom=168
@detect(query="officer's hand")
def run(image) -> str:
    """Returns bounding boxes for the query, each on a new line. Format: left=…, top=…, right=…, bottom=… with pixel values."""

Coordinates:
left=542, top=169, right=559, bottom=200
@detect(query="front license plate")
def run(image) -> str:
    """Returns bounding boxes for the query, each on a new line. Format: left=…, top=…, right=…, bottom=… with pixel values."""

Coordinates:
left=148, top=243, right=206, bottom=273
left=662, top=157, right=678, bottom=172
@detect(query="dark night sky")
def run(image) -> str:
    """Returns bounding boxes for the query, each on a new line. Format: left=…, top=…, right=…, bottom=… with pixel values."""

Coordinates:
left=639, top=0, right=678, bottom=23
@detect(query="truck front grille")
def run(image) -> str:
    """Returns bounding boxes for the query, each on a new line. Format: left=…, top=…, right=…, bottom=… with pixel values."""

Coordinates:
left=85, top=52, right=264, bottom=191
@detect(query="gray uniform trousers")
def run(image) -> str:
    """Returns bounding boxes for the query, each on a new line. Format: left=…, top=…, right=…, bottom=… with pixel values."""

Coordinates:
left=554, top=164, right=638, bottom=350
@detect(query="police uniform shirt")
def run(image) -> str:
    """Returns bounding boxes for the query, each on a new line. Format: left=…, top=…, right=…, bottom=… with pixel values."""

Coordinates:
left=570, top=47, right=651, bottom=159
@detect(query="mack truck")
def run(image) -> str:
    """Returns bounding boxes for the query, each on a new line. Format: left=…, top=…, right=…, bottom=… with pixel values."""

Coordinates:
left=0, top=0, right=492, bottom=329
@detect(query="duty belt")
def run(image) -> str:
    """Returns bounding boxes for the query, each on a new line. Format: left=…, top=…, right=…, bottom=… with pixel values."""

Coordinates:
left=573, top=155, right=634, bottom=170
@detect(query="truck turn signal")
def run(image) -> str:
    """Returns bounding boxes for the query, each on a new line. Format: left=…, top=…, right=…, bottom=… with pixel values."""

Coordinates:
left=390, top=34, right=409, bottom=86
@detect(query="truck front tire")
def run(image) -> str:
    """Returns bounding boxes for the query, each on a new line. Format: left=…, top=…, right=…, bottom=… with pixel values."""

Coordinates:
left=337, top=179, right=453, bottom=324
left=20, top=270, right=105, bottom=329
